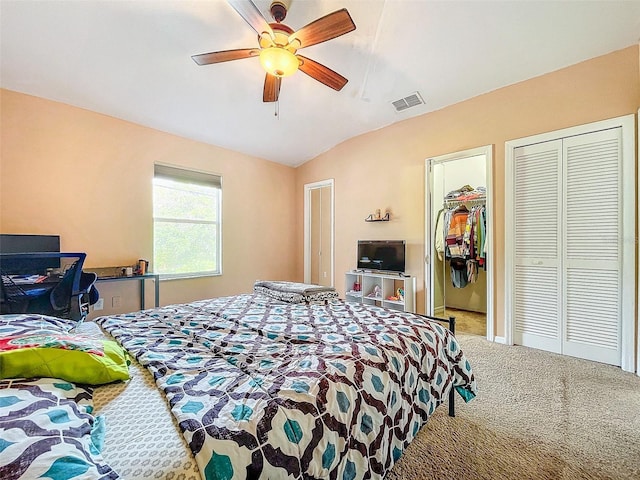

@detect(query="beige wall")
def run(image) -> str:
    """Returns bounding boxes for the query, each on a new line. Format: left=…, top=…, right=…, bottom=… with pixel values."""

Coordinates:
left=295, top=45, right=640, bottom=337
left=0, top=89, right=297, bottom=315
left=2, top=46, right=639, bottom=333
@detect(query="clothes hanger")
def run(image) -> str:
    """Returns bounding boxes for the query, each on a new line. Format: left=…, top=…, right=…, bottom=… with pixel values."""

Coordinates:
left=454, top=204, right=469, bottom=213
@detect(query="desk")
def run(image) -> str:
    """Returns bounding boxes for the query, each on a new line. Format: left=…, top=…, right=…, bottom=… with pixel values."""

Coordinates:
left=89, top=269, right=160, bottom=310
left=1, top=274, right=57, bottom=307
left=10, top=274, right=59, bottom=292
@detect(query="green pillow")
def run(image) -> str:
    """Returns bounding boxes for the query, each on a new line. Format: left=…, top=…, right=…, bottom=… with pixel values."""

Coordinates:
left=0, top=331, right=130, bottom=385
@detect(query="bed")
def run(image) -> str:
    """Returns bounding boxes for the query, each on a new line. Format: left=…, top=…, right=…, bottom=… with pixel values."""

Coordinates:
left=1, top=285, right=477, bottom=480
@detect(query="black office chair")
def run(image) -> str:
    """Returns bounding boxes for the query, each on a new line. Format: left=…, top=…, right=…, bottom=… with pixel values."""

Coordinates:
left=50, top=268, right=98, bottom=321
left=0, top=252, right=98, bottom=321
left=79, top=271, right=99, bottom=318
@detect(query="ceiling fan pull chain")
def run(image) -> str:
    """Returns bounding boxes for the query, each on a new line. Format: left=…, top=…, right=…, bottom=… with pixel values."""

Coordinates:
left=275, top=99, right=279, bottom=118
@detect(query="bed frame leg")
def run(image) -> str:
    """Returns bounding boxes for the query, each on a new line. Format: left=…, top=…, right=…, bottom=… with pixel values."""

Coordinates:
left=448, top=388, right=455, bottom=417
left=448, top=315, right=456, bottom=417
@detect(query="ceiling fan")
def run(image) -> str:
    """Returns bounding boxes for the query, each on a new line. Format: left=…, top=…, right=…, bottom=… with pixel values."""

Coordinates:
left=192, top=0, right=356, bottom=102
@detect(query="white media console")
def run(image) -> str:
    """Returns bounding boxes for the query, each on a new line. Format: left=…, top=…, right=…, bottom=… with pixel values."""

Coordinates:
left=344, top=271, right=416, bottom=313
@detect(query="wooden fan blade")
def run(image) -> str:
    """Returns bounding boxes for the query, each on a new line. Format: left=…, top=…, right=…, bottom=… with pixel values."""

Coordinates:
left=298, top=55, right=348, bottom=91
left=263, top=74, right=281, bottom=102
left=228, top=0, right=274, bottom=40
left=191, top=48, right=259, bottom=65
left=288, top=9, right=356, bottom=49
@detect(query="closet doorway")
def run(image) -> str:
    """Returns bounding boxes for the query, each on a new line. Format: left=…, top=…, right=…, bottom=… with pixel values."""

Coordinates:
left=425, top=146, right=494, bottom=340
left=304, top=179, right=334, bottom=287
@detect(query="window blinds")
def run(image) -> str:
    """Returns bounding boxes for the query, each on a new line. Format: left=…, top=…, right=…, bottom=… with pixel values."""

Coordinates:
left=154, top=164, right=221, bottom=188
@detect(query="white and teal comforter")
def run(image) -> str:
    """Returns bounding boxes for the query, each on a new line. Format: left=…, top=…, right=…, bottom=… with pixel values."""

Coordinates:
left=97, top=294, right=476, bottom=480
left=0, top=377, right=118, bottom=479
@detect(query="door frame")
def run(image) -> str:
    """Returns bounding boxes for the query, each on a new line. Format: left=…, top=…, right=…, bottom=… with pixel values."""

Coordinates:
left=505, top=114, right=636, bottom=372
left=304, top=179, right=335, bottom=286
left=424, top=145, right=494, bottom=341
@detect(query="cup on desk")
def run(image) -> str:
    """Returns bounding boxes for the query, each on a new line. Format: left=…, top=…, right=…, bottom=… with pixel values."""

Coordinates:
left=122, top=267, right=133, bottom=277
left=137, top=259, right=148, bottom=275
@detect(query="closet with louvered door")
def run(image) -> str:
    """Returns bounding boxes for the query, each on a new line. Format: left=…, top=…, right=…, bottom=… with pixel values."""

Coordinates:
left=562, top=129, right=624, bottom=365
left=513, top=139, right=563, bottom=354
left=512, top=125, right=632, bottom=367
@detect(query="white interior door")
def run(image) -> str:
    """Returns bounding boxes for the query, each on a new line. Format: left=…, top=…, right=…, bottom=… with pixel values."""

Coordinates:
left=507, top=115, right=635, bottom=370
left=513, top=140, right=563, bottom=353
left=562, top=128, right=623, bottom=365
left=304, top=180, right=334, bottom=286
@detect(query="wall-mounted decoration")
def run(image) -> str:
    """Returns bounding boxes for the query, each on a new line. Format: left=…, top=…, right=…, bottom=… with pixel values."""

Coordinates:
left=365, top=209, right=390, bottom=222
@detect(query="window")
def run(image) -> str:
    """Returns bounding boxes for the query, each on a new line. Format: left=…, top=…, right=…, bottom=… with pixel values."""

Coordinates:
left=153, top=164, right=221, bottom=277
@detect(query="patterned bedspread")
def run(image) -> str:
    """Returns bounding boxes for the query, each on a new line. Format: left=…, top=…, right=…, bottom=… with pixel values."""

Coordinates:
left=97, top=294, right=476, bottom=480
left=0, top=377, right=119, bottom=479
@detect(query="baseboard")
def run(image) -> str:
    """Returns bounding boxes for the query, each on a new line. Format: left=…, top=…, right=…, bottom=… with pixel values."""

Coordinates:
left=493, top=336, right=506, bottom=344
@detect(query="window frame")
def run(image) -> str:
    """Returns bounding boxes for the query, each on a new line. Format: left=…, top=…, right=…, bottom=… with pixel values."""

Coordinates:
left=153, top=164, right=222, bottom=280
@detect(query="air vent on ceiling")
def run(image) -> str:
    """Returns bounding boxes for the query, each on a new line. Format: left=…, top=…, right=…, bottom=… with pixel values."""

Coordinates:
left=392, top=92, right=425, bottom=112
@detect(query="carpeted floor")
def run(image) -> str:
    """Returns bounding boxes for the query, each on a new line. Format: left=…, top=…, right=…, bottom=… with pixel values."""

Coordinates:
left=387, top=334, right=640, bottom=479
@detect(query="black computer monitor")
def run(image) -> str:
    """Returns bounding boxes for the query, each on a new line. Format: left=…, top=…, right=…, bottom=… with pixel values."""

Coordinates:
left=0, top=234, right=61, bottom=274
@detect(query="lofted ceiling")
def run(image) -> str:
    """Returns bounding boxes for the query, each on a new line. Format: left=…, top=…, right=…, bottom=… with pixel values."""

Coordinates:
left=1, top=0, right=639, bottom=167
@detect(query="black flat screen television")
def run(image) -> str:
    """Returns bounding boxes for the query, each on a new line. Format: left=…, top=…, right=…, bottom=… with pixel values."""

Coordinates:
left=357, top=240, right=406, bottom=273
left=0, top=234, right=61, bottom=274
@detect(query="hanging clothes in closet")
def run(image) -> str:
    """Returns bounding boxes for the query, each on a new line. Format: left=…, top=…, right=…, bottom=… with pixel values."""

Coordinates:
left=434, top=185, right=487, bottom=288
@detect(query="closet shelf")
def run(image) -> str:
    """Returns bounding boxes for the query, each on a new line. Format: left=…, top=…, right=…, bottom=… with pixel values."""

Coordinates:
left=443, top=196, right=486, bottom=208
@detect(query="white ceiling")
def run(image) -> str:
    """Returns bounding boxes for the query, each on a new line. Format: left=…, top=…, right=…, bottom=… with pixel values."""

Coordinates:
left=1, top=1, right=639, bottom=167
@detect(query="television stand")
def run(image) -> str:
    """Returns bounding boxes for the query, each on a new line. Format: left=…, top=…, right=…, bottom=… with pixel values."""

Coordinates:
left=344, top=271, right=416, bottom=313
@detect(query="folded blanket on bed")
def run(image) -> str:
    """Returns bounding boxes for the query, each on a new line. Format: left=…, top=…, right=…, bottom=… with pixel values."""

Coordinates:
left=254, top=280, right=335, bottom=295
left=0, top=314, right=130, bottom=385
left=254, top=280, right=338, bottom=303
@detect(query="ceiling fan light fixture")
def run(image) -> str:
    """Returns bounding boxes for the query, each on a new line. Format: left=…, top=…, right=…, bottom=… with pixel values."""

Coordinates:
left=193, top=2, right=356, bottom=102
left=259, top=47, right=299, bottom=77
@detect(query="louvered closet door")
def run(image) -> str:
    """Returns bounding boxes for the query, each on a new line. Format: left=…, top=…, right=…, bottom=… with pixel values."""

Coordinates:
left=513, top=140, right=563, bottom=353
left=562, top=128, right=622, bottom=365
